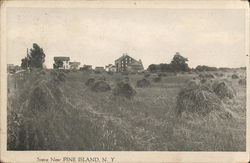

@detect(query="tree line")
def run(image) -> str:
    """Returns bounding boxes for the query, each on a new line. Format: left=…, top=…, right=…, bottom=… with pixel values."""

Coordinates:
left=20, top=43, right=228, bottom=72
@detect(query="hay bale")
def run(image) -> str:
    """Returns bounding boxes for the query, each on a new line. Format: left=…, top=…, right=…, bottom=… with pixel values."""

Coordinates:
left=212, top=81, right=235, bottom=99
left=136, top=78, right=151, bottom=88
left=176, top=86, right=221, bottom=116
left=91, top=81, right=111, bottom=92
left=232, top=74, right=239, bottom=79
left=238, top=78, right=246, bottom=86
left=85, top=78, right=95, bottom=86
left=113, top=81, right=136, bottom=99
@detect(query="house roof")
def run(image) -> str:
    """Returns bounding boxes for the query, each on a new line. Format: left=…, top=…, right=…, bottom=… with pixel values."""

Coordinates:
left=54, top=57, right=70, bottom=61
left=69, top=62, right=81, bottom=65
left=115, top=54, right=135, bottom=62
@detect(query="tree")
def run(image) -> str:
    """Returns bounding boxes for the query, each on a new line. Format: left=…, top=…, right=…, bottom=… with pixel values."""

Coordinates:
left=29, top=43, right=45, bottom=68
left=21, top=57, right=30, bottom=69
left=20, top=43, right=46, bottom=69
left=147, top=64, right=159, bottom=72
left=170, top=52, right=189, bottom=72
left=159, top=64, right=173, bottom=72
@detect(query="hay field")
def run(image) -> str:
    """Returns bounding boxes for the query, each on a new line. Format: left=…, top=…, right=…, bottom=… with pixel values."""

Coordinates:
left=7, top=69, right=246, bottom=151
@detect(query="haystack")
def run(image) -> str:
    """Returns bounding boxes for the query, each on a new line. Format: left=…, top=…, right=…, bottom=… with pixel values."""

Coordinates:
left=113, top=81, right=136, bottom=99
left=85, top=78, right=95, bottom=86
left=199, top=73, right=214, bottom=79
left=176, top=86, right=221, bottom=116
left=212, top=81, right=235, bottom=99
left=238, top=78, right=246, bottom=86
left=136, top=78, right=151, bottom=88
left=91, top=81, right=111, bottom=92
left=232, top=74, right=239, bottom=79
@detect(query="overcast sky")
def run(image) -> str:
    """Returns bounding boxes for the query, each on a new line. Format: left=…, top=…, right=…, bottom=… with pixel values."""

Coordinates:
left=6, top=8, right=246, bottom=68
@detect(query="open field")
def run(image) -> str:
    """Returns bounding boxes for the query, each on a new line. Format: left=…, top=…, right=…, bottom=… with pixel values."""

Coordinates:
left=7, top=69, right=246, bottom=151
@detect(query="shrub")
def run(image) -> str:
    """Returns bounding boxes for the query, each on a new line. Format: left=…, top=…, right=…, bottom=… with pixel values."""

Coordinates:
left=85, top=78, right=95, bottom=86
left=232, top=74, right=239, bottom=79
left=212, top=81, right=235, bottom=99
left=136, top=78, right=151, bottom=88
left=113, top=81, right=136, bottom=99
left=238, top=78, right=246, bottom=86
left=91, top=81, right=111, bottom=92
left=176, top=85, right=221, bottom=116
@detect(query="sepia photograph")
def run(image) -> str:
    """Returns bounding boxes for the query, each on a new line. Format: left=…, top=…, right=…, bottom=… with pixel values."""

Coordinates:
left=1, top=0, right=249, bottom=162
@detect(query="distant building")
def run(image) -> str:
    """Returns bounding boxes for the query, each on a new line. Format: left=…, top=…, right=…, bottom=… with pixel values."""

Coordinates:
left=95, top=66, right=105, bottom=73
left=105, top=64, right=116, bottom=72
left=53, top=57, right=70, bottom=69
left=115, top=53, right=144, bottom=72
left=69, top=61, right=81, bottom=70
left=127, top=59, right=144, bottom=73
left=80, top=65, right=93, bottom=71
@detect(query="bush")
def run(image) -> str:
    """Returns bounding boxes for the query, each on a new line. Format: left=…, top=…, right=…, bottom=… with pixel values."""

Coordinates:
left=85, top=78, right=95, bottom=87
left=238, top=78, right=246, bottom=86
left=212, top=81, right=235, bottom=99
left=113, top=81, right=136, bottom=99
left=136, top=78, right=151, bottom=88
left=176, top=85, right=221, bottom=116
left=232, top=74, right=239, bottom=79
left=91, top=81, right=111, bottom=92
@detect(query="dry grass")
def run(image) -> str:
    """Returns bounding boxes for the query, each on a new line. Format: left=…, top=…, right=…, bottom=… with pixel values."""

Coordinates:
left=7, top=69, right=246, bottom=151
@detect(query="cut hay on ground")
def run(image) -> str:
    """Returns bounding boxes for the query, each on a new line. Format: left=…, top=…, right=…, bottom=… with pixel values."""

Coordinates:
left=136, top=78, right=151, bottom=88
left=113, top=81, right=136, bottom=99
left=232, top=74, right=239, bottom=79
left=176, top=85, right=221, bottom=116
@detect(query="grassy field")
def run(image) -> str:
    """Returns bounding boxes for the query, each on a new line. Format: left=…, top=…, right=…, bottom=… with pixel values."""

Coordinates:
left=7, top=68, right=246, bottom=151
